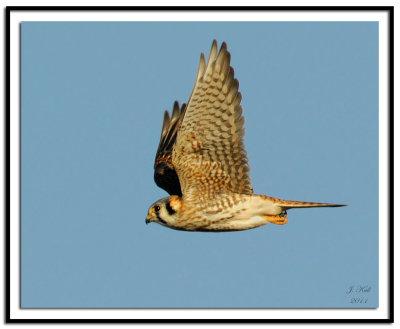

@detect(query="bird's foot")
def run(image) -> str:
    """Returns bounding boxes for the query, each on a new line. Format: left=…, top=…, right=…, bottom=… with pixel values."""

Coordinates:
left=279, top=210, right=287, bottom=217
left=263, top=211, right=288, bottom=225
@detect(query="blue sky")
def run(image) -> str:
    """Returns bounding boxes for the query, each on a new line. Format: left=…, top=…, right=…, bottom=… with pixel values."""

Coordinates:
left=21, top=21, right=378, bottom=308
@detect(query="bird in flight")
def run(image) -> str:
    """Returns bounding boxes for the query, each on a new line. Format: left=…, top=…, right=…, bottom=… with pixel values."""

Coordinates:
left=146, top=40, right=346, bottom=232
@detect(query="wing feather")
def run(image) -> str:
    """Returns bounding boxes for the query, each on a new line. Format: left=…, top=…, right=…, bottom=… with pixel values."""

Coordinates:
left=154, top=101, right=186, bottom=196
left=172, top=40, right=253, bottom=198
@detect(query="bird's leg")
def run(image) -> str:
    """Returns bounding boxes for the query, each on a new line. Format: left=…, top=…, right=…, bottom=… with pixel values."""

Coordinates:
left=263, top=210, right=288, bottom=225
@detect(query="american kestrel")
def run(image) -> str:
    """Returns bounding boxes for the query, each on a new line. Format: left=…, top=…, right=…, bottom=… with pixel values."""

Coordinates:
left=146, top=40, right=346, bottom=232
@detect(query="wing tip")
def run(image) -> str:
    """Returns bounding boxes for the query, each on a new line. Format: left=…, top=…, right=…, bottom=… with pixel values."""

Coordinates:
left=196, top=53, right=206, bottom=80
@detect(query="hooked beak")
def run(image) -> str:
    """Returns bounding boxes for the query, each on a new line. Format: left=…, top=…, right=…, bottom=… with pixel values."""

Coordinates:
left=145, top=214, right=152, bottom=225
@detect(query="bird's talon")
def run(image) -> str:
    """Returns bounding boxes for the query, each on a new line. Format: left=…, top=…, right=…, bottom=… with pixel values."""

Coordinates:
left=263, top=213, right=288, bottom=225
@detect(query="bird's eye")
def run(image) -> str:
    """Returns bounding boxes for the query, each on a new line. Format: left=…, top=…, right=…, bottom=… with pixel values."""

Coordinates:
left=154, top=205, right=160, bottom=212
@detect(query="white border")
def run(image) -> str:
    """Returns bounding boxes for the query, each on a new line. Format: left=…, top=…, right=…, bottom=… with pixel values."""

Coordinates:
left=9, top=9, right=390, bottom=321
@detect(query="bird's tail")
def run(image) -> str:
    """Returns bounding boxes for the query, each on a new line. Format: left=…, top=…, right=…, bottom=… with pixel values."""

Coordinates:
left=256, top=195, right=346, bottom=226
left=262, top=195, right=347, bottom=210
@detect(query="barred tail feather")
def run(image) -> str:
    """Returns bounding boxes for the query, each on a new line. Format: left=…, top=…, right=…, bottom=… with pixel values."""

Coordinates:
left=276, top=200, right=347, bottom=210
left=260, top=195, right=347, bottom=210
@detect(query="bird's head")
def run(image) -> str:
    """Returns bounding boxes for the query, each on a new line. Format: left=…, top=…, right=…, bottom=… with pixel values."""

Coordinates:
left=146, top=195, right=182, bottom=227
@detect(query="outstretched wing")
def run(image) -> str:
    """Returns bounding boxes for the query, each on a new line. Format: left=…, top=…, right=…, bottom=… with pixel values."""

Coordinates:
left=172, top=40, right=253, bottom=199
left=154, top=101, right=186, bottom=196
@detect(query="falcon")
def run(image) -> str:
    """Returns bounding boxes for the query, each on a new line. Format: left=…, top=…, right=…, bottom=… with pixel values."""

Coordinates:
left=146, top=40, right=346, bottom=232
